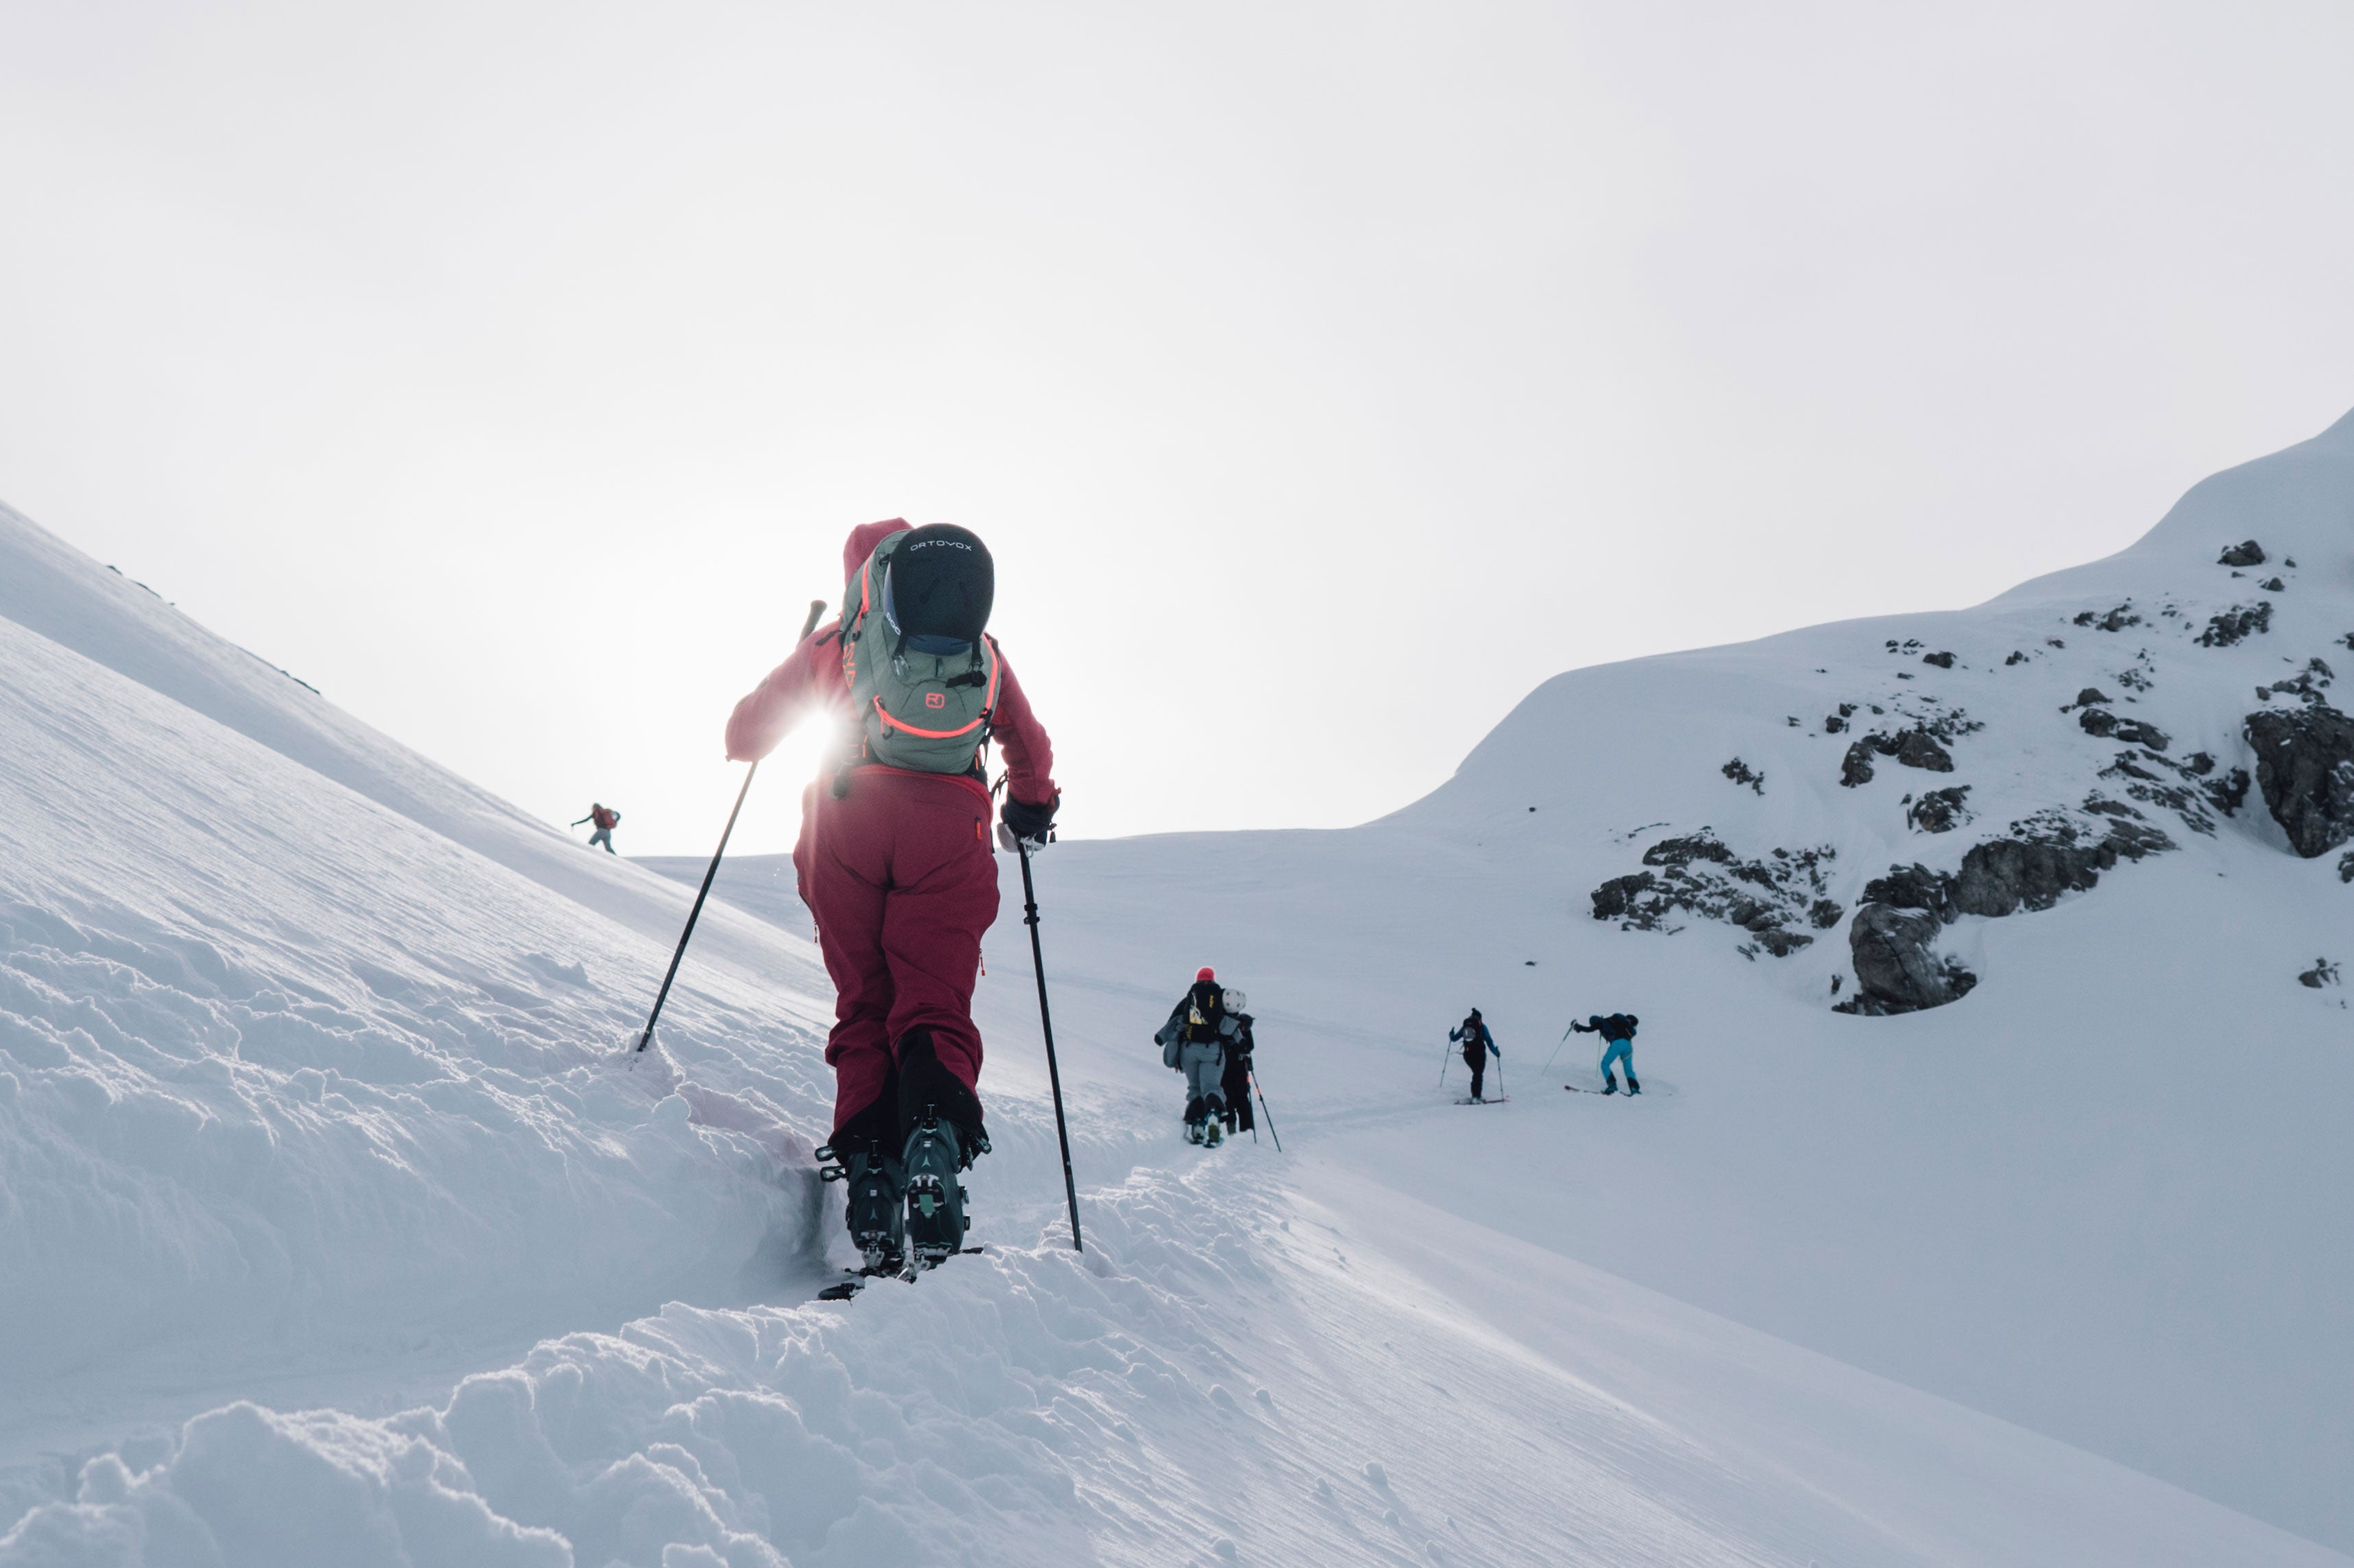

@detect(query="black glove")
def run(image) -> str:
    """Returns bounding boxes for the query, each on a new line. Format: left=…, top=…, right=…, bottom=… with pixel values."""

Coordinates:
left=999, top=792, right=1058, bottom=849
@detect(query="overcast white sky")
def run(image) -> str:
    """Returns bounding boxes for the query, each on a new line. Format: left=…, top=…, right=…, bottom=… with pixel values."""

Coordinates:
left=4, top=1, right=2351, bottom=855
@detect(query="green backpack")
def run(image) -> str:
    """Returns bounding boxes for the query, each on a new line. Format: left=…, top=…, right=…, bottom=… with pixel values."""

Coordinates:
left=836, top=528, right=1001, bottom=776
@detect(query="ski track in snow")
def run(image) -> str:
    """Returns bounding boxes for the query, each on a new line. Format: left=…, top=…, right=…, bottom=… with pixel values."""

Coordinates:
left=6, top=406, right=2354, bottom=1566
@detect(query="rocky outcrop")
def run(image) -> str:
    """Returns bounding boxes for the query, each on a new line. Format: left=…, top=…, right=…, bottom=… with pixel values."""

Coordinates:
left=2218, top=539, right=2266, bottom=567
left=1906, top=785, right=1971, bottom=834
left=2078, top=707, right=2170, bottom=749
left=2244, top=704, right=2354, bottom=857
left=1839, top=905, right=1976, bottom=1015
left=1590, top=831, right=1841, bottom=957
left=1836, top=813, right=2173, bottom=1015
left=1840, top=726, right=1956, bottom=787
left=2198, top=603, right=2272, bottom=647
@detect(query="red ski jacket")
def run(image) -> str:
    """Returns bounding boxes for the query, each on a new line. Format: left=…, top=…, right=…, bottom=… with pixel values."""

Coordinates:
left=724, top=520, right=1058, bottom=809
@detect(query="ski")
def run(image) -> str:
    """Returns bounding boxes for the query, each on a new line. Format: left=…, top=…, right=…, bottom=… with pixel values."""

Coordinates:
left=816, top=1247, right=984, bottom=1301
left=1453, top=1096, right=1510, bottom=1105
left=1564, top=1085, right=1648, bottom=1097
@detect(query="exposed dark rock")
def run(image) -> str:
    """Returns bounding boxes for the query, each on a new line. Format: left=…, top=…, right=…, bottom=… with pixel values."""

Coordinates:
left=2075, top=687, right=2111, bottom=707
left=2076, top=707, right=2170, bottom=750
left=2005, top=650, right=2028, bottom=665
left=2262, top=576, right=2287, bottom=593
left=1836, top=905, right=1977, bottom=1015
left=2298, top=958, right=2341, bottom=989
left=2244, top=704, right=2354, bottom=857
left=1641, top=834, right=1735, bottom=869
left=2205, top=768, right=2251, bottom=819
left=1722, top=757, right=1765, bottom=795
left=1840, top=723, right=1963, bottom=785
left=1860, top=816, right=2173, bottom=933
left=2198, top=603, right=2272, bottom=647
left=1825, top=714, right=1849, bottom=733
left=1893, top=729, right=1955, bottom=771
left=1923, top=650, right=1955, bottom=668
left=1906, top=785, right=1973, bottom=834
left=1591, top=831, right=1836, bottom=956
left=1590, top=872, right=1656, bottom=920
left=2074, top=604, right=2140, bottom=632
left=2257, top=659, right=2335, bottom=707
left=2340, top=851, right=2354, bottom=884
left=2218, top=539, right=2266, bottom=567
left=1808, top=898, right=1845, bottom=929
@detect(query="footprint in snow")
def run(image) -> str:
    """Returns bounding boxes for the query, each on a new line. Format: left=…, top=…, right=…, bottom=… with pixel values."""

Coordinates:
left=1364, top=1461, right=1389, bottom=1488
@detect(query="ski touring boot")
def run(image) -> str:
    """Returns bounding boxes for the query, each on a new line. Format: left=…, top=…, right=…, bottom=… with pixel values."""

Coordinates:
left=902, top=1110, right=978, bottom=1269
left=816, top=1140, right=906, bottom=1276
left=1626, top=1073, right=1642, bottom=1095
left=1204, top=1113, right=1225, bottom=1148
left=1602, top=1073, right=1621, bottom=1096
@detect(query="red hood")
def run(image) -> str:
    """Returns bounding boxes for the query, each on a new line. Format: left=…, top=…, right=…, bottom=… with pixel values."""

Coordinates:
left=841, top=519, right=911, bottom=582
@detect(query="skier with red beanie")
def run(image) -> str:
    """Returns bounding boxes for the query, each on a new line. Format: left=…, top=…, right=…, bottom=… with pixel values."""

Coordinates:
left=1154, top=966, right=1241, bottom=1147
left=725, top=519, right=1059, bottom=1273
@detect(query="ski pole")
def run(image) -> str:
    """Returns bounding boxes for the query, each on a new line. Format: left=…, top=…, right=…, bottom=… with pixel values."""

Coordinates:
left=634, top=598, right=827, bottom=1058
left=1437, top=1037, right=1452, bottom=1088
left=1016, top=838, right=1084, bottom=1252
left=1542, top=1027, right=1571, bottom=1075
left=1249, top=1066, right=1283, bottom=1152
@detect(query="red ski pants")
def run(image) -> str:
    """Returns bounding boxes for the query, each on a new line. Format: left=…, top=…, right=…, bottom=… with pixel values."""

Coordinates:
left=794, top=768, right=998, bottom=1136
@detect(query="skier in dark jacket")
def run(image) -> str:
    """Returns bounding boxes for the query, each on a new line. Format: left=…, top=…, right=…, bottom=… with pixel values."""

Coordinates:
left=1218, top=992, right=1257, bottom=1137
left=1569, top=1013, right=1640, bottom=1094
left=572, top=803, right=620, bottom=853
left=1156, top=968, right=1242, bottom=1146
left=1449, top=1008, right=1496, bottom=1102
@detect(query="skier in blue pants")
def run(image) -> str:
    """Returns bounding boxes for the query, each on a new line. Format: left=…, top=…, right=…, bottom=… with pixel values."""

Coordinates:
left=1569, top=1014, right=1640, bottom=1094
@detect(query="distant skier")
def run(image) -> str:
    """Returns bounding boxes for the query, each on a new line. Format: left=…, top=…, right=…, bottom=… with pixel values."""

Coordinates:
left=1569, top=1013, right=1640, bottom=1094
left=1156, top=968, right=1241, bottom=1146
left=1450, top=1008, right=1498, bottom=1102
left=1218, top=990, right=1257, bottom=1138
left=724, top=519, right=1060, bottom=1274
left=572, top=803, right=621, bottom=853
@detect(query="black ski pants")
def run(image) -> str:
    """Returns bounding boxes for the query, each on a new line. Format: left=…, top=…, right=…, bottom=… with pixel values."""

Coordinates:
left=1466, top=1051, right=1485, bottom=1101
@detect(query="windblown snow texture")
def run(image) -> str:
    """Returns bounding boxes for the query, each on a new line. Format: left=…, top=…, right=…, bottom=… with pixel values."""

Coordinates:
left=6, top=413, right=2354, bottom=1564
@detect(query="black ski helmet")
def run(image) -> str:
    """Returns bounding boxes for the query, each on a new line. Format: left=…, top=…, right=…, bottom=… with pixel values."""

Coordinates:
left=883, top=524, right=994, bottom=644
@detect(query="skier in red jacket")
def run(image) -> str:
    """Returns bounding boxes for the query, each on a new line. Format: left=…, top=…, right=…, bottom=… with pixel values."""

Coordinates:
left=571, top=803, right=620, bottom=853
left=726, top=519, right=1058, bottom=1271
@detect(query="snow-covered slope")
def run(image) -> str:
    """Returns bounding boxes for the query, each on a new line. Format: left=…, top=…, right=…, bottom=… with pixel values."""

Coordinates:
left=4, top=414, right=2351, bottom=1565
left=976, top=408, right=2354, bottom=1551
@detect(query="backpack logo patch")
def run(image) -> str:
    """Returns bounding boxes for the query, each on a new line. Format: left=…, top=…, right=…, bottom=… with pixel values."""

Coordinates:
left=925, top=691, right=946, bottom=709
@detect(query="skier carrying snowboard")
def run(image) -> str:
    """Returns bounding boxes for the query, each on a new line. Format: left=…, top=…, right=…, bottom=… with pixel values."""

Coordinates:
left=572, top=803, right=621, bottom=853
left=1450, top=1008, right=1496, bottom=1102
left=1569, top=1013, right=1640, bottom=1094
left=1156, top=968, right=1241, bottom=1145
left=724, top=519, right=1060, bottom=1274
left=1218, top=989, right=1257, bottom=1138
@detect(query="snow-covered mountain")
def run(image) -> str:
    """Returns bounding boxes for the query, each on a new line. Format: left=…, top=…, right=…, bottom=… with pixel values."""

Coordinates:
left=3, top=414, right=2351, bottom=1565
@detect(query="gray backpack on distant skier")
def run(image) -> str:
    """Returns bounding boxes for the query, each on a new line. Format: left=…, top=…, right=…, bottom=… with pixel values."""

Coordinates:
left=837, top=527, right=1000, bottom=776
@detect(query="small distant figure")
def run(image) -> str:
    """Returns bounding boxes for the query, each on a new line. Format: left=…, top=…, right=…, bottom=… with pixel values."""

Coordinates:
left=572, top=803, right=621, bottom=853
left=1156, top=967, right=1241, bottom=1146
left=1449, top=1007, right=1497, bottom=1102
left=1219, top=990, right=1257, bottom=1138
left=1570, top=1012, right=1640, bottom=1094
